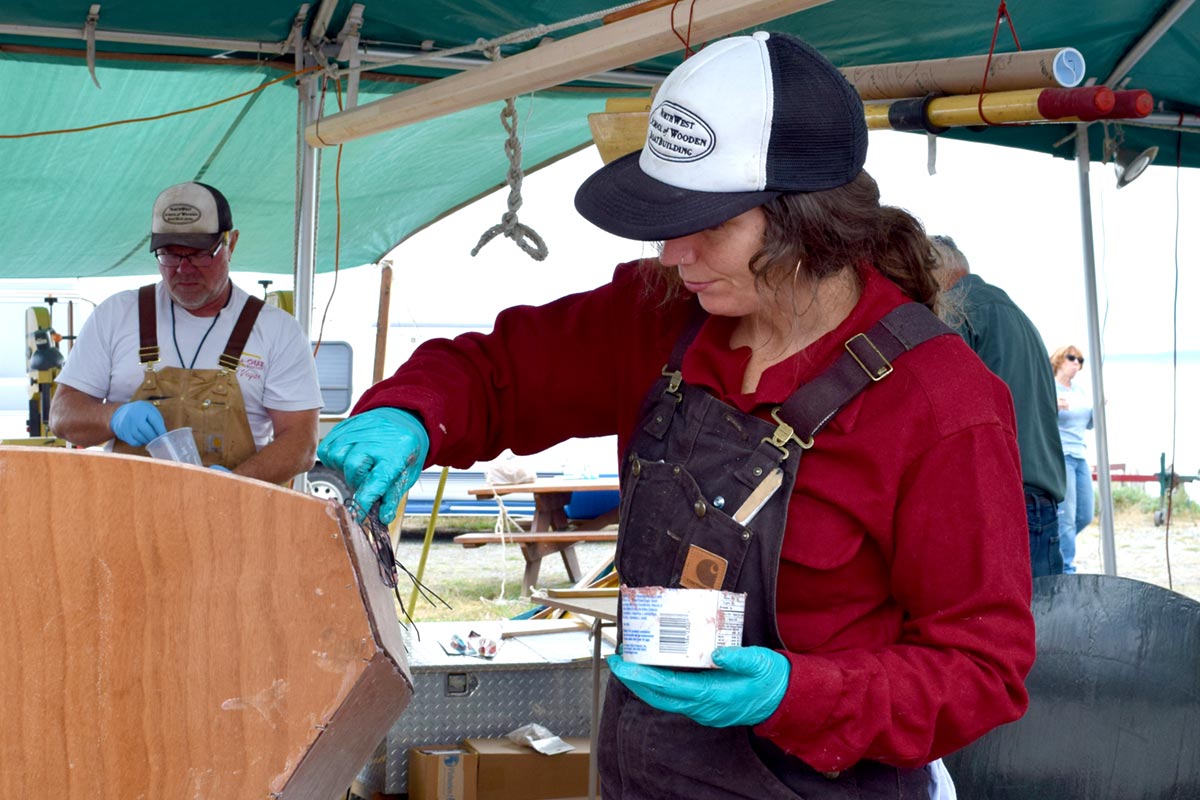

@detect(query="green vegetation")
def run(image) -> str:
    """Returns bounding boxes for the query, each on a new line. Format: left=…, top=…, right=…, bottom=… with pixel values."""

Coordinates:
left=399, top=573, right=544, bottom=624
left=397, top=515, right=500, bottom=537
left=1107, top=483, right=1198, bottom=518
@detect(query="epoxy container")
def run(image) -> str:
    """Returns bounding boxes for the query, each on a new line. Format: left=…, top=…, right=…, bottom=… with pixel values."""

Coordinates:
left=619, top=586, right=746, bottom=669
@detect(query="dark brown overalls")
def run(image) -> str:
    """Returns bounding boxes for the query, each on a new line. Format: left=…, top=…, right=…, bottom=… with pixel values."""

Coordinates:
left=600, top=303, right=950, bottom=799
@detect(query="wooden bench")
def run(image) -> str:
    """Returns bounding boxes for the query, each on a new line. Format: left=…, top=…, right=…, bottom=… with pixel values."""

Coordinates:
left=458, top=477, right=620, bottom=594
left=454, top=522, right=618, bottom=595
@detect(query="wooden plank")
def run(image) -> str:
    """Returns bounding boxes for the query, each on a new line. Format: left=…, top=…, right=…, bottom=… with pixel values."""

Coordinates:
left=0, top=446, right=412, bottom=799
left=453, top=531, right=618, bottom=546
left=467, top=477, right=619, bottom=498
left=305, top=0, right=833, bottom=147
left=372, top=263, right=393, bottom=384
left=545, top=587, right=619, bottom=598
left=499, top=619, right=589, bottom=638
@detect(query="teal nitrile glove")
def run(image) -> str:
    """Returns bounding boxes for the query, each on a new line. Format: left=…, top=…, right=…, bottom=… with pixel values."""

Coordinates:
left=606, top=646, right=790, bottom=728
left=316, top=407, right=430, bottom=524
left=110, top=400, right=168, bottom=447
left=209, top=465, right=232, bottom=473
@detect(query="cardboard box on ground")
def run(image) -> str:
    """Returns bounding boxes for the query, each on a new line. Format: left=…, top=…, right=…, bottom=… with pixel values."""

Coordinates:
left=408, top=745, right=479, bottom=800
left=407, top=737, right=591, bottom=800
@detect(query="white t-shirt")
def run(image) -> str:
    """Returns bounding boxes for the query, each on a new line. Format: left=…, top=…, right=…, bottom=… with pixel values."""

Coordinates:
left=57, top=282, right=323, bottom=450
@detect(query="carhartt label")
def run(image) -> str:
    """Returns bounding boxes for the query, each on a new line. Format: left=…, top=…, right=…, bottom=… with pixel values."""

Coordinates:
left=647, top=101, right=715, bottom=162
left=680, top=545, right=727, bottom=590
left=620, top=587, right=745, bottom=668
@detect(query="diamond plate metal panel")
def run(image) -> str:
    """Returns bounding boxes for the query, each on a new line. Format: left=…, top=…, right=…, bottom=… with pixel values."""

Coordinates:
left=356, top=621, right=611, bottom=794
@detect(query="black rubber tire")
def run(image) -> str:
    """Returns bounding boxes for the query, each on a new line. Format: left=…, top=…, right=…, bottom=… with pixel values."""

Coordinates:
left=307, top=463, right=351, bottom=504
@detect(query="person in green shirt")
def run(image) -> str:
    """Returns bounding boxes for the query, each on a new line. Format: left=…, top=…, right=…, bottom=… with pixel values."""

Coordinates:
left=930, top=235, right=1066, bottom=577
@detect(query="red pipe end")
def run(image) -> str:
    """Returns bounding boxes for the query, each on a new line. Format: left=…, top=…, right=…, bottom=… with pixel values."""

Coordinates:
left=1111, top=90, right=1154, bottom=118
left=1038, top=86, right=1116, bottom=121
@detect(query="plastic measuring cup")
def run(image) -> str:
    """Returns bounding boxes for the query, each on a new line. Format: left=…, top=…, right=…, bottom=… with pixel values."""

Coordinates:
left=145, top=427, right=203, bottom=465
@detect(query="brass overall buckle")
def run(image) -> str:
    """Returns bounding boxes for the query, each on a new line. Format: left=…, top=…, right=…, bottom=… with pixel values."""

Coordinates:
left=761, top=407, right=814, bottom=459
left=845, top=332, right=893, bottom=381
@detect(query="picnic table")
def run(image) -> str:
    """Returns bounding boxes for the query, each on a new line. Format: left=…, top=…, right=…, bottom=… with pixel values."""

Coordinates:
left=455, top=478, right=619, bottom=593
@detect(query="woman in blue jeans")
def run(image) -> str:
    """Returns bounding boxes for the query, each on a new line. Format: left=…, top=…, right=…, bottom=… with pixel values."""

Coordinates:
left=1052, top=345, right=1094, bottom=573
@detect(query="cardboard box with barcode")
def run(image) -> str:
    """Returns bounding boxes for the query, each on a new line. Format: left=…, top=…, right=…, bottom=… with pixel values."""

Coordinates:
left=620, top=586, right=746, bottom=668
left=463, top=736, right=590, bottom=800
left=408, top=745, right=478, bottom=800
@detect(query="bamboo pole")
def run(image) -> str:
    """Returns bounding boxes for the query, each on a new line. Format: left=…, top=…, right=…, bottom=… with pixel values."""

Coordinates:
left=305, top=0, right=831, bottom=147
left=408, top=466, right=450, bottom=615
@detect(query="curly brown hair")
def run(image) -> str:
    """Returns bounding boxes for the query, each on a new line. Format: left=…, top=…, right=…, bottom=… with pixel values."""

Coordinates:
left=641, top=171, right=941, bottom=315
left=754, top=171, right=940, bottom=312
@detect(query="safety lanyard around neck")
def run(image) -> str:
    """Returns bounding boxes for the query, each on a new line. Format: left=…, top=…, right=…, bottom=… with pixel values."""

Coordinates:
left=135, top=284, right=265, bottom=372
left=170, top=288, right=232, bottom=370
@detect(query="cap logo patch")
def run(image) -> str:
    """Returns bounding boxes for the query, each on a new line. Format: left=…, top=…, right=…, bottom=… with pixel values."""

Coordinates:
left=647, top=101, right=715, bottom=163
left=161, top=204, right=202, bottom=226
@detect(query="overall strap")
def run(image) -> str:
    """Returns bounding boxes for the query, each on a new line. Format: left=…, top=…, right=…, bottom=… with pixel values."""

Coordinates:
left=136, top=284, right=159, bottom=364
left=776, top=303, right=952, bottom=446
left=637, top=299, right=708, bottom=442
left=218, top=295, right=265, bottom=371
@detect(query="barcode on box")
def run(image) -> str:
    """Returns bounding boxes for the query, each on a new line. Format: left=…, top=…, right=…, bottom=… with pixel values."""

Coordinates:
left=657, top=613, right=690, bottom=654
left=620, top=587, right=747, bottom=668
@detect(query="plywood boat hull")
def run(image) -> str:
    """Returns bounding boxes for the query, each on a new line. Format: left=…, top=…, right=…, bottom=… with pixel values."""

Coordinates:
left=0, top=446, right=413, bottom=799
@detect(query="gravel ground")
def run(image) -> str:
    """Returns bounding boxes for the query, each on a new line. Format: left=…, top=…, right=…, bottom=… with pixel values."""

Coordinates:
left=1073, top=512, right=1200, bottom=600
left=393, top=511, right=1200, bottom=622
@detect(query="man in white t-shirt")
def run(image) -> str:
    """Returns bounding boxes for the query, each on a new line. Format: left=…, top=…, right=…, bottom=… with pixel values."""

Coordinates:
left=50, top=181, right=323, bottom=484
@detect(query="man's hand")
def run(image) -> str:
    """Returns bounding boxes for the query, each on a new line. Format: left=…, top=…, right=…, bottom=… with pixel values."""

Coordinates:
left=316, top=408, right=429, bottom=523
left=607, top=646, right=790, bottom=728
left=109, top=401, right=168, bottom=447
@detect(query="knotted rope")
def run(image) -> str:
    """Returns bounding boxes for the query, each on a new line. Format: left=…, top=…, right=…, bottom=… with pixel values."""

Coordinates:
left=471, top=44, right=549, bottom=261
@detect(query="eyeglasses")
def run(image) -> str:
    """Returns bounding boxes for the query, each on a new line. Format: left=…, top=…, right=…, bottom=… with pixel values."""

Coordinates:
left=155, top=236, right=228, bottom=268
left=1065, top=354, right=1085, bottom=365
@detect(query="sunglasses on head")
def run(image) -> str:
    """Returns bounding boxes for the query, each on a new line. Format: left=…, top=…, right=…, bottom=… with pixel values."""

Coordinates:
left=1066, top=354, right=1085, bottom=365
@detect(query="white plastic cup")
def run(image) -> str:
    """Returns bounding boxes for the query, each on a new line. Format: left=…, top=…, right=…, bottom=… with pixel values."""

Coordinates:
left=145, top=427, right=203, bottom=466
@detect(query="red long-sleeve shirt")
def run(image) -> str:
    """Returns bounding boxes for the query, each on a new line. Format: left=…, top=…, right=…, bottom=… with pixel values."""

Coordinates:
left=358, top=260, right=1035, bottom=772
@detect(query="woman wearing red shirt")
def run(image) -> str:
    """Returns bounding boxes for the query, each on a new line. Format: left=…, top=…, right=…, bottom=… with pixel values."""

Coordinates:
left=320, top=32, right=1034, bottom=800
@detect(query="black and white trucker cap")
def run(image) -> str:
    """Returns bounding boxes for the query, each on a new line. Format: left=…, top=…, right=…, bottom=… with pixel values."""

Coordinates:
left=575, top=31, right=867, bottom=241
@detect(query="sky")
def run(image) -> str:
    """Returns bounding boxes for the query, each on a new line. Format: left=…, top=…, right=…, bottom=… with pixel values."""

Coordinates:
left=3, top=128, right=1196, bottom=471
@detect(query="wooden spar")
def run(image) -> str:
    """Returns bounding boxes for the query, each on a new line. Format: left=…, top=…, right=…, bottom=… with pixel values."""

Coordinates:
left=863, top=86, right=1154, bottom=131
left=843, top=47, right=1085, bottom=101
left=305, top=0, right=832, bottom=147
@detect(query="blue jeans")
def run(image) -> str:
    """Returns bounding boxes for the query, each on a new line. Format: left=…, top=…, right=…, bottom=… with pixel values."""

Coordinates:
left=1026, top=485, right=1063, bottom=577
left=1057, top=454, right=1095, bottom=573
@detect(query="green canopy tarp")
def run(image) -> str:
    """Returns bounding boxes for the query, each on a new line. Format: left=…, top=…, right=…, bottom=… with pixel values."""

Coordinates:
left=1, top=0, right=1197, bottom=278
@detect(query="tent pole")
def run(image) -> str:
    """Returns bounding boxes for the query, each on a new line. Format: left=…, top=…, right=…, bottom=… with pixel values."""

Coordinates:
left=1073, top=123, right=1118, bottom=575
left=290, top=38, right=321, bottom=495
left=295, top=75, right=319, bottom=341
